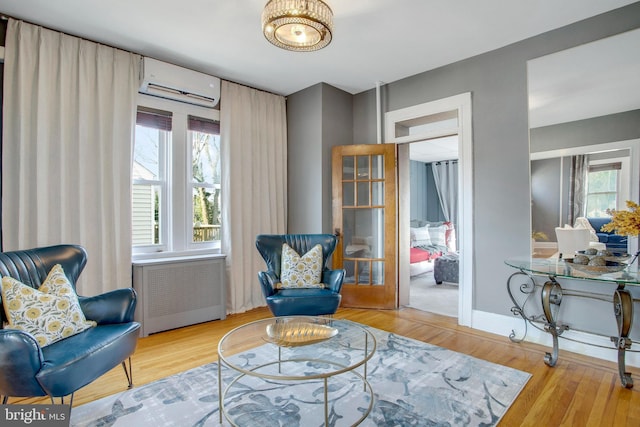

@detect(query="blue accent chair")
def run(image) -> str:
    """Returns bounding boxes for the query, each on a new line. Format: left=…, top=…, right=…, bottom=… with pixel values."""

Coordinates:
left=0, top=245, right=140, bottom=405
left=256, top=234, right=345, bottom=316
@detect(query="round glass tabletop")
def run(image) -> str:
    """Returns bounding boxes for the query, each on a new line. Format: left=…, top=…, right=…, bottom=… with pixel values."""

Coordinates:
left=218, top=316, right=376, bottom=379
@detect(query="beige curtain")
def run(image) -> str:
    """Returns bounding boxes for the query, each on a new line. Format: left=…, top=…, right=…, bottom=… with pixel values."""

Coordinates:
left=220, top=81, right=287, bottom=314
left=2, top=19, right=140, bottom=295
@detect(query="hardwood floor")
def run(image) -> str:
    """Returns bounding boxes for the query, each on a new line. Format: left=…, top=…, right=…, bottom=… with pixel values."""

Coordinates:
left=11, top=306, right=640, bottom=425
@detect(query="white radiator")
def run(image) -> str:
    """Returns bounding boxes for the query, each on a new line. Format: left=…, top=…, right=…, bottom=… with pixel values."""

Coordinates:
left=132, top=254, right=226, bottom=337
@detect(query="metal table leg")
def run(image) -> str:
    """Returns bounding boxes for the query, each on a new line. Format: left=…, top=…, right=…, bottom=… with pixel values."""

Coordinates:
left=612, top=285, right=634, bottom=388
left=541, top=278, right=566, bottom=367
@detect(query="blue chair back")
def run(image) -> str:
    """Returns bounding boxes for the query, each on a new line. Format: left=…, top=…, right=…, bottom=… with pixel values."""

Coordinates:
left=255, top=234, right=338, bottom=277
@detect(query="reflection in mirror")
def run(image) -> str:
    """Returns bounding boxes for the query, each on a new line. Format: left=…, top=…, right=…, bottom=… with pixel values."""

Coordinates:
left=528, top=28, right=640, bottom=258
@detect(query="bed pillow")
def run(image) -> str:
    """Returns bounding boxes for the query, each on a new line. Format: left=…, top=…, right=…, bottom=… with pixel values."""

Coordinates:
left=1, top=264, right=96, bottom=347
left=411, top=225, right=432, bottom=247
left=277, top=243, right=324, bottom=289
left=430, top=224, right=448, bottom=248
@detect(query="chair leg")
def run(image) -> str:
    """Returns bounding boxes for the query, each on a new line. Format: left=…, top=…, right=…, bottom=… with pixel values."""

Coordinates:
left=49, top=393, right=73, bottom=406
left=2, top=395, right=8, bottom=404
left=122, top=357, right=134, bottom=389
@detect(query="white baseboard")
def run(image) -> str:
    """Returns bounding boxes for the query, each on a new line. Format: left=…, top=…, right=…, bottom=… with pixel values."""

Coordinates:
left=471, top=309, right=640, bottom=368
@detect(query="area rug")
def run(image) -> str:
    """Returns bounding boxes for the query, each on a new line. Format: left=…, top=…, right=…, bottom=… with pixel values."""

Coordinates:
left=70, top=324, right=530, bottom=426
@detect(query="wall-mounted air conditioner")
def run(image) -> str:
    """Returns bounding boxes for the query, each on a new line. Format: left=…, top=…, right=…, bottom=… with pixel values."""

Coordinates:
left=139, top=57, right=220, bottom=108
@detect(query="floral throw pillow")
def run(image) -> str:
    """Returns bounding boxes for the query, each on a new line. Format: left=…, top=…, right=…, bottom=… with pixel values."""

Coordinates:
left=277, top=243, right=324, bottom=289
left=1, top=264, right=96, bottom=347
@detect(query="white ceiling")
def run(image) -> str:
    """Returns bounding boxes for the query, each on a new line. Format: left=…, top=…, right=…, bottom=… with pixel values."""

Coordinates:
left=528, top=27, right=640, bottom=129
left=410, top=136, right=459, bottom=164
left=0, top=0, right=636, bottom=97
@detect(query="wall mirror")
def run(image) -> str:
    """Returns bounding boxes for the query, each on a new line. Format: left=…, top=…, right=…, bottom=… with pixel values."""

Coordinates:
left=528, top=28, right=640, bottom=258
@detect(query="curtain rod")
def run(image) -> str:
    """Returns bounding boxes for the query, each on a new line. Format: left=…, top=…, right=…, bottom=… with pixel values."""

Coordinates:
left=2, top=16, right=283, bottom=99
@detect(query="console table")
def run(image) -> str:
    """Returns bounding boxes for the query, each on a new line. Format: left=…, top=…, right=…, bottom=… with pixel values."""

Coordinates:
left=505, top=257, right=640, bottom=388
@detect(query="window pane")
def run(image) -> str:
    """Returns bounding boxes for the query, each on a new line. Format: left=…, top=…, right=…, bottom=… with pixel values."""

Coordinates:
left=342, top=156, right=355, bottom=180
left=371, top=155, right=384, bottom=179
left=588, top=170, right=617, bottom=193
left=357, top=182, right=369, bottom=206
left=372, top=181, right=384, bottom=205
left=132, top=184, right=161, bottom=245
left=191, top=132, right=220, bottom=184
left=191, top=121, right=221, bottom=244
left=585, top=169, right=618, bottom=217
left=134, top=126, right=161, bottom=180
left=192, top=186, right=220, bottom=242
left=343, top=182, right=354, bottom=206
left=586, top=193, right=617, bottom=217
left=357, top=156, right=369, bottom=179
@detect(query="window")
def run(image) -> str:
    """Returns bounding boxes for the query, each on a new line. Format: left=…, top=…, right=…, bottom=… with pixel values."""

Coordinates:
left=132, top=96, right=221, bottom=256
left=585, top=162, right=621, bottom=217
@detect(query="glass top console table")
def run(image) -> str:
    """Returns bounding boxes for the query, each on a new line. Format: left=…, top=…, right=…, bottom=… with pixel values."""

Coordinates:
left=505, top=257, right=640, bottom=388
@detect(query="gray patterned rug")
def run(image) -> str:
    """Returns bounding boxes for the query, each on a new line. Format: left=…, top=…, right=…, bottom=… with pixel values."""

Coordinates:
left=71, top=324, right=530, bottom=426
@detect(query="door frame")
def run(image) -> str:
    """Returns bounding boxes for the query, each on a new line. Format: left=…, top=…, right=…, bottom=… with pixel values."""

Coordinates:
left=384, top=92, right=473, bottom=327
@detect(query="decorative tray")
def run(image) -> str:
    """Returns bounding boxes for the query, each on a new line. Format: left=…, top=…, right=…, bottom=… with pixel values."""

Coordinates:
left=265, top=321, right=338, bottom=347
left=576, top=250, right=631, bottom=263
left=565, top=259, right=627, bottom=275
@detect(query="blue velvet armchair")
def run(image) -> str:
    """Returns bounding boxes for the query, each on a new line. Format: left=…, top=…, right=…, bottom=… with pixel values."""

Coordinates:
left=256, top=234, right=345, bottom=316
left=0, top=245, right=140, bottom=405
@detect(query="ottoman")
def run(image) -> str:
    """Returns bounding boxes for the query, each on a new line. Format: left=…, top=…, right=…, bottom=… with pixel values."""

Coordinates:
left=434, top=253, right=459, bottom=285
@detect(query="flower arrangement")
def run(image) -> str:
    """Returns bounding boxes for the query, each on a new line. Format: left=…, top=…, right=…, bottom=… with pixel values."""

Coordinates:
left=601, top=200, right=640, bottom=264
left=601, top=201, right=640, bottom=237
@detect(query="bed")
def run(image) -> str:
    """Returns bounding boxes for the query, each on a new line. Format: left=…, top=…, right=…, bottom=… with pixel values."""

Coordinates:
left=409, top=221, right=455, bottom=277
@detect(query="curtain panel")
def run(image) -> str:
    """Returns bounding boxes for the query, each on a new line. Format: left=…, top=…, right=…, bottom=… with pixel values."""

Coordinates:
left=431, top=161, right=459, bottom=225
left=2, top=19, right=140, bottom=295
left=569, top=155, right=588, bottom=225
left=220, top=81, right=287, bottom=314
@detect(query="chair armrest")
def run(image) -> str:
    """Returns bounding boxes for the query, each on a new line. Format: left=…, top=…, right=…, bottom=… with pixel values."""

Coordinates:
left=258, top=271, right=279, bottom=298
left=322, top=269, right=346, bottom=293
left=0, top=330, right=45, bottom=396
left=79, top=288, right=137, bottom=324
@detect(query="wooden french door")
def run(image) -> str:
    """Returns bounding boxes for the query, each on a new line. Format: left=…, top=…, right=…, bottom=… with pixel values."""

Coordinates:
left=332, top=144, right=397, bottom=309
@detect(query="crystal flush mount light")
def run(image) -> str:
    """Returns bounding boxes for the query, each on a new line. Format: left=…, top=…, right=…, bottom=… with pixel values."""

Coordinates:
left=262, top=0, right=333, bottom=52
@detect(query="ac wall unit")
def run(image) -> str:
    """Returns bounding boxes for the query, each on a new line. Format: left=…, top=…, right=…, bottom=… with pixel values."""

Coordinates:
left=139, top=57, right=220, bottom=108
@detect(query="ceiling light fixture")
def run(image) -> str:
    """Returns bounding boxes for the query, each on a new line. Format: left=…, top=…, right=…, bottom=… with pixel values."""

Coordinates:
left=262, top=0, right=333, bottom=52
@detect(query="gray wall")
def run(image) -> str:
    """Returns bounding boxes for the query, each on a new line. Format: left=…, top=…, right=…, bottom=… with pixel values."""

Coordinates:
left=287, top=83, right=353, bottom=234
left=530, top=110, right=640, bottom=153
left=321, top=84, right=353, bottom=234
left=531, top=157, right=562, bottom=241
left=352, top=3, right=640, bottom=316
left=287, top=84, right=323, bottom=233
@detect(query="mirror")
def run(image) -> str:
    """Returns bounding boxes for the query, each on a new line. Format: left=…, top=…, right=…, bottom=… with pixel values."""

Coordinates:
left=528, top=28, right=640, bottom=258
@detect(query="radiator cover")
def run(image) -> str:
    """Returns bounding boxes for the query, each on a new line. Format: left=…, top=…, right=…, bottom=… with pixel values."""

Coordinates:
left=132, top=254, right=226, bottom=337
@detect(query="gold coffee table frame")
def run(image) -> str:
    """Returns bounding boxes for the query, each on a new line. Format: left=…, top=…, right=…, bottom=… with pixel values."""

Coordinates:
left=217, top=316, right=376, bottom=426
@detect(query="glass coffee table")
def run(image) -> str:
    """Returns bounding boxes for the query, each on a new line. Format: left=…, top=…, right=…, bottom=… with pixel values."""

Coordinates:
left=217, top=316, right=376, bottom=426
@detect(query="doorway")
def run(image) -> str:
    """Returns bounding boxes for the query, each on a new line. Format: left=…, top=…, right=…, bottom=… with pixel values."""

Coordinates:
left=385, top=93, right=473, bottom=326
left=406, top=138, right=459, bottom=317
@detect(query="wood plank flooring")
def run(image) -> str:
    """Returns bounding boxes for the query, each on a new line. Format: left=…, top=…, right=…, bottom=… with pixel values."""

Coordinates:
left=10, top=306, right=640, bottom=426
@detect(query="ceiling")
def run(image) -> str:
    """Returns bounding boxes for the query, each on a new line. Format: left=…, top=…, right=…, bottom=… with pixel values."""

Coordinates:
left=528, top=27, right=640, bottom=129
left=0, top=0, right=636, bottom=97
